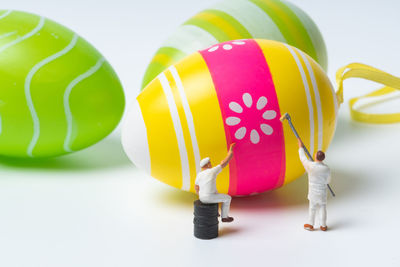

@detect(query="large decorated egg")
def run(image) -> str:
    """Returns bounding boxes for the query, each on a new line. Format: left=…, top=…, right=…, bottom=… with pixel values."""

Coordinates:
left=123, top=39, right=338, bottom=196
left=141, top=0, right=327, bottom=88
left=0, top=10, right=125, bottom=158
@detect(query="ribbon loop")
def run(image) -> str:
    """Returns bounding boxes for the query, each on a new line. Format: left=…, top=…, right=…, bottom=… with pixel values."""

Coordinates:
left=336, top=63, right=400, bottom=123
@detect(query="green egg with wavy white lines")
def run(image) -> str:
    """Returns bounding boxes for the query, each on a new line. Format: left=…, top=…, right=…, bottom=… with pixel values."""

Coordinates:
left=142, top=0, right=327, bottom=88
left=0, top=10, right=125, bottom=158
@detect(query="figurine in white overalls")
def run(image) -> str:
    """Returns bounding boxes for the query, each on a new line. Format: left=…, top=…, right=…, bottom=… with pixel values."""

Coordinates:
left=195, top=143, right=236, bottom=223
left=298, top=139, right=331, bottom=231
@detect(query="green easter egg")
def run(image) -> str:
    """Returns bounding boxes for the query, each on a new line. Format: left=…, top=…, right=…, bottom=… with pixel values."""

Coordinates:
left=0, top=10, right=125, bottom=158
left=141, top=0, right=327, bottom=89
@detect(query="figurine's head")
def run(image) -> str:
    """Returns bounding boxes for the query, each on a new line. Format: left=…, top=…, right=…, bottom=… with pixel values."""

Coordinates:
left=315, top=151, right=325, bottom=162
left=200, top=157, right=212, bottom=169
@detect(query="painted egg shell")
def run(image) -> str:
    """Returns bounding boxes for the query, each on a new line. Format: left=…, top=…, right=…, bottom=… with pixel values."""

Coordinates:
left=122, top=39, right=338, bottom=196
left=0, top=10, right=125, bottom=158
left=141, top=0, right=327, bottom=88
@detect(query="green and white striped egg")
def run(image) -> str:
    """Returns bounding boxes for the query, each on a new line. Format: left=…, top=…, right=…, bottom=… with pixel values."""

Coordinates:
left=142, top=0, right=327, bottom=88
left=0, top=10, right=125, bottom=158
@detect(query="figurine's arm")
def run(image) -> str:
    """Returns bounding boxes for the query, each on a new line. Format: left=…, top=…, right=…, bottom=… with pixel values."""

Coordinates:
left=298, top=139, right=312, bottom=171
left=220, top=143, right=236, bottom=169
left=327, top=169, right=332, bottom=184
left=195, top=177, right=200, bottom=195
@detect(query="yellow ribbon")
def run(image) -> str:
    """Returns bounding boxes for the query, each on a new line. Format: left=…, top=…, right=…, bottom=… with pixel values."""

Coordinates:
left=336, top=63, right=400, bottom=123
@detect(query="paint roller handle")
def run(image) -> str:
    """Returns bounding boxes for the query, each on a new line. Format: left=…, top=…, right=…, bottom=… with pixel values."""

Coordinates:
left=287, top=116, right=318, bottom=162
left=286, top=114, right=301, bottom=140
left=297, top=138, right=314, bottom=161
left=327, top=184, right=336, bottom=197
left=297, top=139, right=311, bottom=156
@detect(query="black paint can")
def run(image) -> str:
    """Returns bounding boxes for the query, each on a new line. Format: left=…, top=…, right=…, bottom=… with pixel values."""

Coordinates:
left=193, top=200, right=219, bottom=240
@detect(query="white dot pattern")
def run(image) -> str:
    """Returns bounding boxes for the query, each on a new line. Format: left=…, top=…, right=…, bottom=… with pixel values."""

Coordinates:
left=226, top=93, right=278, bottom=144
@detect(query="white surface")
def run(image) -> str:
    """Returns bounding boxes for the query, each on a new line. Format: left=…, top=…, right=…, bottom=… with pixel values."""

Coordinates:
left=1, top=0, right=400, bottom=266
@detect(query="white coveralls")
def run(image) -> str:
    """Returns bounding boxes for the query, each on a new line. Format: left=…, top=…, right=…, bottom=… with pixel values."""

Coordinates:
left=195, top=165, right=232, bottom=218
left=299, top=148, right=331, bottom=227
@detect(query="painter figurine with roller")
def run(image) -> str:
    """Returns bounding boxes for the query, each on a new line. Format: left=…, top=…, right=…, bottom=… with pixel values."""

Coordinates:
left=297, top=139, right=331, bottom=231
left=195, top=143, right=236, bottom=223
left=280, top=113, right=334, bottom=231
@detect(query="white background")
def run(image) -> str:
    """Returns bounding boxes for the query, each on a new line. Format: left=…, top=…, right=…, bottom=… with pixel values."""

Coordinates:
left=1, top=0, right=400, bottom=266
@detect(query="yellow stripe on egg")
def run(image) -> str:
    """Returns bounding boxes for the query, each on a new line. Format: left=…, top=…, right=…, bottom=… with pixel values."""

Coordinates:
left=186, top=11, right=244, bottom=42
left=307, top=57, right=337, bottom=151
left=293, top=47, right=319, bottom=157
left=169, top=66, right=202, bottom=191
left=263, top=0, right=317, bottom=67
left=174, top=52, right=230, bottom=194
left=151, top=53, right=174, bottom=70
left=164, top=69, right=198, bottom=191
left=256, top=39, right=312, bottom=186
left=138, top=78, right=184, bottom=190
left=284, top=44, right=316, bottom=159
left=293, top=48, right=337, bottom=153
left=296, top=48, right=324, bottom=152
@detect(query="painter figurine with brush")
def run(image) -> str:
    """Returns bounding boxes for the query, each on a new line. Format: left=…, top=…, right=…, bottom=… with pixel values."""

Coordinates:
left=195, top=143, right=236, bottom=223
left=280, top=113, right=333, bottom=231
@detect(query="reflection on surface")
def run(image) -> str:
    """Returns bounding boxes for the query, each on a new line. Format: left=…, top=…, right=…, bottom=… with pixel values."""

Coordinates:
left=219, top=226, right=241, bottom=238
left=0, top=134, right=132, bottom=172
left=158, top=167, right=367, bottom=212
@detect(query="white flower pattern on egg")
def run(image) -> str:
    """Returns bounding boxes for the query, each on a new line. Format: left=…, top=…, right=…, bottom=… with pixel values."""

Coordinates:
left=208, top=40, right=246, bottom=53
left=225, top=93, right=277, bottom=144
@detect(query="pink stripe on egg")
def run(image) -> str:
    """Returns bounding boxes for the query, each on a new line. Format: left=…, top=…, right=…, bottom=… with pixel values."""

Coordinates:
left=200, top=40, right=286, bottom=196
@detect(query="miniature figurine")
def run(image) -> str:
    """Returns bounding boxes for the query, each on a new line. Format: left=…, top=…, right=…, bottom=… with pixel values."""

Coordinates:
left=298, top=138, right=331, bottom=231
left=195, top=143, right=236, bottom=223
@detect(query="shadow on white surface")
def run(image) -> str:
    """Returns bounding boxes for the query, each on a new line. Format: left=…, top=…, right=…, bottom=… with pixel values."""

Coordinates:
left=231, top=168, right=364, bottom=212
left=157, top=187, right=197, bottom=209
left=332, top=111, right=400, bottom=143
left=326, top=219, right=354, bottom=231
left=156, top=167, right=365, bottom=212
left=0, top=134, right=132, bottom=172
left=218, top=226, right=242, bottom=238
